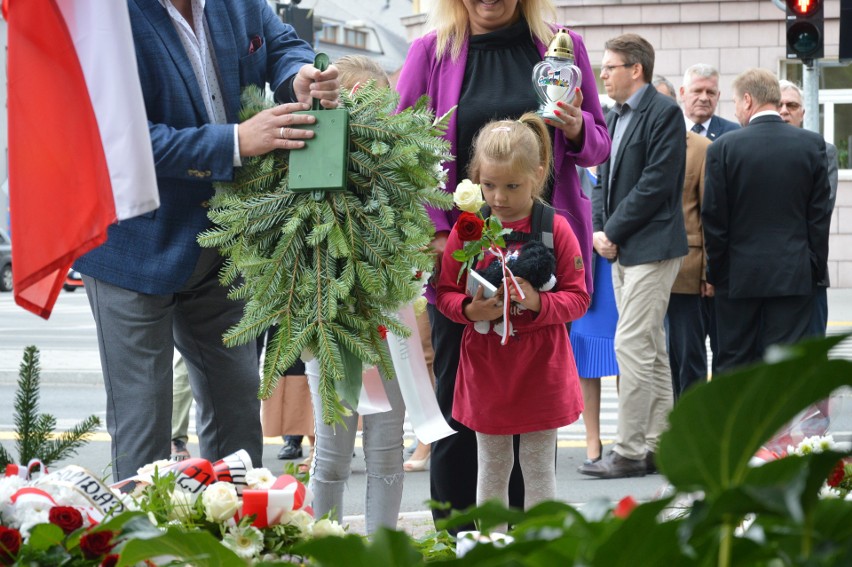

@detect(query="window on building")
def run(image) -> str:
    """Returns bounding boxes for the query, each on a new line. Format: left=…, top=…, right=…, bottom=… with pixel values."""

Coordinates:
left=318, top=24, right=338, bottom=44
left=782, top=62, right=852, bottom=169
left=344, top=28, right=367, bottom=49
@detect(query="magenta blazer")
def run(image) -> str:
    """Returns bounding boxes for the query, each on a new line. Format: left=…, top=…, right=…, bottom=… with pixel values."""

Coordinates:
left=396, top=27, right=611, bottom=294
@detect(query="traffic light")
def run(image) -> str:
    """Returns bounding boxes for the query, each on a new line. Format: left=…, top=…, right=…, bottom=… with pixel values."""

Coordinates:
left=786, top=0, right=824, bottom=62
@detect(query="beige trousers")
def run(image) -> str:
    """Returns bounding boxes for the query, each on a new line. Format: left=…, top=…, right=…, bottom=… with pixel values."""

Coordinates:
left=611, top=257, right=682, bottom=459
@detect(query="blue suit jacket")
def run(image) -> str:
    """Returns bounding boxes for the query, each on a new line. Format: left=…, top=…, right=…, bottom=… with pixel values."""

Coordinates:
left=705, top=114, right=740, bottom=141
left=75, top=0, right=315, bottom=293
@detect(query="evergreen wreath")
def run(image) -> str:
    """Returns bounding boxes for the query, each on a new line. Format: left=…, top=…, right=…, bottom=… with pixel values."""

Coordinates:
left=198, top=84, right=453, bottom=424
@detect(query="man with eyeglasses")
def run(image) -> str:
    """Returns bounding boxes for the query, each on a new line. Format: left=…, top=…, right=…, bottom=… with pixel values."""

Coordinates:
left=778, top=80, right=839, bottom=337
left=581, top=34, right=686, bottom=480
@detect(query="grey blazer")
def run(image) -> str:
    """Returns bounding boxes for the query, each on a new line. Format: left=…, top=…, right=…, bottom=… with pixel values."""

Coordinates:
left=594, top=86, right=688, bottom=266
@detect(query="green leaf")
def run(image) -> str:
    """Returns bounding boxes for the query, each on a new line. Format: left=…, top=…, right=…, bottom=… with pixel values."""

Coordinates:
left=117, top=527, right=244, bottom=567
left=658, top=335, right=852, bottom=497
left=25, top=522, right=64, bottom=551
left=294, top=530, right=424, bottom=567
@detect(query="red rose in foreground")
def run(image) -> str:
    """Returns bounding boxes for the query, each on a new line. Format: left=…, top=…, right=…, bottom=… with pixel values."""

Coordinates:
left=80, top=530, right=115, bottom=560
left=0, top=526, right=22, bottom=564
left=49, top=506, right=84, bottom=534
left=828, top=460, right=845, bottom=488
left=456, top=212, right=484, bottom=242
left=613, top=496, right=638, bottom=519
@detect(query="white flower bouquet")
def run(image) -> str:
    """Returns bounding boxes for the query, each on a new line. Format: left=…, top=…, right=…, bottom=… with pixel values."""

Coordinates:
left=0, top=451, right=345, bottom=565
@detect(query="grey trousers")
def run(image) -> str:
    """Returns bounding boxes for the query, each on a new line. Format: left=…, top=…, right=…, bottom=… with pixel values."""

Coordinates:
left=306, top=359, right=405, bottom=534
left=82, top=247, right=262, bottom=481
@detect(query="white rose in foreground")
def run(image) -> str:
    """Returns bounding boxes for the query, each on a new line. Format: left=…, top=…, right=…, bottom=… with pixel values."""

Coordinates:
left=453, top=179, right=485, bottom=213
left=169, top=489, right=195, bottom=522
left=202, top=482, right=240, bottom=522
left=137, top=459, right=172, bottom=477
left=281, top=509, right=314, bottom=535
left=245, top=468, right=275, bottom=490
left=311, top=518, right=346, bottom=538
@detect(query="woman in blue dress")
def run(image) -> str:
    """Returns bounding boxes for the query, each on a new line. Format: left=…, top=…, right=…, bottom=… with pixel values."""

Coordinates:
left=570, top=165, right=619, bottom=465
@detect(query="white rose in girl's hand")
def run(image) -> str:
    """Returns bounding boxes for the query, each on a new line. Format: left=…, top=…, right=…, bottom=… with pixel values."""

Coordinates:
left=454, top=179, right=485, bottom=213
left=201, top=482, right=240, bottom=522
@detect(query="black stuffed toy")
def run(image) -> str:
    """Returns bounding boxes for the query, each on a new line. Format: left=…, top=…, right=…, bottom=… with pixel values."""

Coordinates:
left=479, top=240, right=557, bottom=293
left=473, top=240, right=557, bottom=337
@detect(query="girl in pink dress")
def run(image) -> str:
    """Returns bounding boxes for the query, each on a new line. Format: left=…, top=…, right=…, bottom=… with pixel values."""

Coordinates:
left=436, top=113, right=590, bottom=511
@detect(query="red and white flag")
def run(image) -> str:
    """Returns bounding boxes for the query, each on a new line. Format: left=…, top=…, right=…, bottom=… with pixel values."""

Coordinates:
left=4, top=0, right=158, bottom=318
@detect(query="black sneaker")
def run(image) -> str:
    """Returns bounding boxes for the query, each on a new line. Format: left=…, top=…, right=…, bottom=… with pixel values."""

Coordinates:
left=170, top=438, right=190, bottom=461
left=277, top=441, right=303, bottom=460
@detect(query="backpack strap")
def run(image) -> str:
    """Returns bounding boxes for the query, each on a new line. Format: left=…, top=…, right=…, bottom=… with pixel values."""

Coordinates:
left=480, top=201, right=555, bottom=250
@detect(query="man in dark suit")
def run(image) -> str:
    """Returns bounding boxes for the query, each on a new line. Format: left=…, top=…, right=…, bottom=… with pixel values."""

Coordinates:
left=778, top=79, right=839, bottom=337
left=680, top=63, right=740, bottom=141
left=74, top=0, right=340, bottom=480
left=580, top=34, right=687, bottom=479
left=702, top=68, right=832, bottom=373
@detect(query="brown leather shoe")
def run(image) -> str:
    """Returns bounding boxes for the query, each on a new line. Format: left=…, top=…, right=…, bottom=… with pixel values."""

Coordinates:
left=578, top=450, right=647, bottom=479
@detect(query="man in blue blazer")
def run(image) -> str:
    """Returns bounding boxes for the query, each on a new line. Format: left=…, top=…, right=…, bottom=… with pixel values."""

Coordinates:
left=75, top=0, right=340, bottom=481
left=581, top=34, right=687, bottom=480
left=702, top=69, right=831, bottom=372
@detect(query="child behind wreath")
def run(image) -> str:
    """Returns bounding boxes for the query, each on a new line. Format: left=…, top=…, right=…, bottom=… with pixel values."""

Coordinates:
left=436, top=113, right=590, bottom=517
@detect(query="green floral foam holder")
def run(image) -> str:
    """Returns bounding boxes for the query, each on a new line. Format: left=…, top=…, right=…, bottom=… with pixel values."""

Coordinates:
left=288, top=53, right=350, bottom=194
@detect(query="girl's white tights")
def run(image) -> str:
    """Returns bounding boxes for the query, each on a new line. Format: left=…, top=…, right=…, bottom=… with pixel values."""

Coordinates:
left=475, top=428, right=557, bottom=517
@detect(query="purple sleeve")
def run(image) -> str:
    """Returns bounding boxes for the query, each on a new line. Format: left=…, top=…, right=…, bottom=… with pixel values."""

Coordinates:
left=396, top=37, right=430, bottom=113
left=395, top=34, right=455, bottom=234
left=565, top=30, right=611, bottom=167
left=547, top=30, right=611, bottom=295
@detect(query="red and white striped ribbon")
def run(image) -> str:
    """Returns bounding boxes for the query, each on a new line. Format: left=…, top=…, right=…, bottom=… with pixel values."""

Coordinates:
left=240, top=474, right=313, bottom=528
left=4, top=459, right=47, bottom=480
left=488, top=245, right=524, bottom=345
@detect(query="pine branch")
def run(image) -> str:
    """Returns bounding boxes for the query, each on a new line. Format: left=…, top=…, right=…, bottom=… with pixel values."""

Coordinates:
left=4, top=346, right=101, bottom=468
left=37, top=416, right=101, bottom=465
left=14, top=346, right=42, bottom=462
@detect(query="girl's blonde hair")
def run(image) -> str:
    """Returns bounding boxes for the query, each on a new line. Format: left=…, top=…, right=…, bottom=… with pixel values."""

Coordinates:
left=427, top=0, right=557, bottom=61
left=468, top=112, right=552, bottom=199
left=335, top=54, right=389, bottom=90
